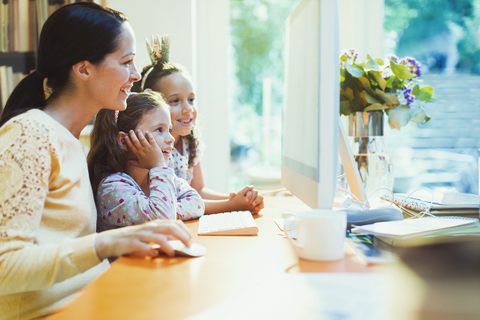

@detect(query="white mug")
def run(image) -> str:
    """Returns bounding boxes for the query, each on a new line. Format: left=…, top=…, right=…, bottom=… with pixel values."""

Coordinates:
left=285, top=209, right=346, bottom=261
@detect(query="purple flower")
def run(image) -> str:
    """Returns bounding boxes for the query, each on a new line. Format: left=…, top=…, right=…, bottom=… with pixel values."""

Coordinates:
left=386, top=54, right=399, bottom=63
left=399, top=57, right=421, bottom=77
left=340, top=48, right=358, bottom=65
left=402, top=85, right=415, bottom=106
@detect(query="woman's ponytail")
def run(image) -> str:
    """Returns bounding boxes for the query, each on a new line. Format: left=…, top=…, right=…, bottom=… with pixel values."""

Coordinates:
left=0, top=70, right=46, bottom=127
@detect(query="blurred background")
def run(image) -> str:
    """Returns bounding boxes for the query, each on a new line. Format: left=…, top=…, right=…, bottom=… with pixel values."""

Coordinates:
left=228, top=0, right=480, bottom=196
left=4, top=0, right=479, bottom=197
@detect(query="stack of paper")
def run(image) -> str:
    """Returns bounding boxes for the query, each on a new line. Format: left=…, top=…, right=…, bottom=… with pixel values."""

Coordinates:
left=352, top=217, right=480, bottom=247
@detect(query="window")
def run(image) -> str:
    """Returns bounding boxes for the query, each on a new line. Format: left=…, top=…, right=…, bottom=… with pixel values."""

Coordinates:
left=229, top=0, right=480, bottom=196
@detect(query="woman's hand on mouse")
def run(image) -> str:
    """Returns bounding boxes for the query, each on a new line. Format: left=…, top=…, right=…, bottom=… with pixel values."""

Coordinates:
left=124, top=129, right=166, bottom=169
left=94, top=220, right=192, bottom=260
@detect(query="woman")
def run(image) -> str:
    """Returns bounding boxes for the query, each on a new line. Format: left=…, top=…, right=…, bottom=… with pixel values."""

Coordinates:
left=0, top=3, right=192, bottom=320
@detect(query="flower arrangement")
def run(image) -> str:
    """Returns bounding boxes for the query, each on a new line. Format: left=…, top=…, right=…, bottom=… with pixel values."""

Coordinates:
left=340, top=49, right=436, bottom=130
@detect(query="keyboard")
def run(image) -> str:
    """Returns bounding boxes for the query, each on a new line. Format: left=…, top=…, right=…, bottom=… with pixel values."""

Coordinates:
left=198, top=211, right=259, bottom=236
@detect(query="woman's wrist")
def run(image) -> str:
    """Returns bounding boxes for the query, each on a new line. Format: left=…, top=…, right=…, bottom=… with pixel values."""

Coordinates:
left=94, top=232, right=113, bottom=261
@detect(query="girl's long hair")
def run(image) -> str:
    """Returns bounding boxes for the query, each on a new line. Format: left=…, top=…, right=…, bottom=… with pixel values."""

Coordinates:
left=0, top=2, right=127, bottom=127
left=132, top=63, right=199, bottom=169
left=87, top=92, right=169, bottom=198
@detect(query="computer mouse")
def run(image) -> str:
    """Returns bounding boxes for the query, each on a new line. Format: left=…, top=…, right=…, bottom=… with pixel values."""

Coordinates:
left=339, top=206, right=404, bottom=230
left=152, top=240, right=207, bottom=257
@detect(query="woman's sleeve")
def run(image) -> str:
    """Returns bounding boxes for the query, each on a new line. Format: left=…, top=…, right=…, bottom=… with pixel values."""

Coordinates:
left=97, top=168, right=177, bottom=228
left=0, top=121, right=101, bottom=296
left=175, top=176, right=205, bottom=220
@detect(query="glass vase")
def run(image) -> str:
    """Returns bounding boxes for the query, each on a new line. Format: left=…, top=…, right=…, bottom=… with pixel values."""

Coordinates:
left=348, top=111, right=394, bottom=197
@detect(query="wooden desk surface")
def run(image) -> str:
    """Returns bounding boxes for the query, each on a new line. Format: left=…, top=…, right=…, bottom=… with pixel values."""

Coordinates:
left=48, top=196, right=386, bottom=320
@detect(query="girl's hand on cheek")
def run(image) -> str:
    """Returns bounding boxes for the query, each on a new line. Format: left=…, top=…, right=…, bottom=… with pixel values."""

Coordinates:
left=125, top=130, right=166, bottom=169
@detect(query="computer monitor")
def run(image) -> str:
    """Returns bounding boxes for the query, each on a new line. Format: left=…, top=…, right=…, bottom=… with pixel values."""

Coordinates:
left=281, top=0, right=366, bottom=209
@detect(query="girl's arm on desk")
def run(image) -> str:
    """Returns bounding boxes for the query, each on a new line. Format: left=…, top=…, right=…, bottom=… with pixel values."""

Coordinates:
left=173, top=173, right=205, bottom=220
left=190, top=163, right=264, bottom=214
left=97, top=169, right=177, bottom=226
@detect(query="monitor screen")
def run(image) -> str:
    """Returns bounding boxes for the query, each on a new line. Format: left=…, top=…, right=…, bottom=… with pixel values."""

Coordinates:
left=281, top=0, right=340, bottom=209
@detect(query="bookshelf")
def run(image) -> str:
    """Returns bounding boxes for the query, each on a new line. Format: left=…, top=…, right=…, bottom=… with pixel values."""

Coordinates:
left=0, top=0, right=86, bottom=112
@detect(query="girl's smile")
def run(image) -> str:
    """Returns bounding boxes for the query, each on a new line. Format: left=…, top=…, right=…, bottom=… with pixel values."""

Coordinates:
left=157, top=72, right=197, bottom=142
left=177, top=118, right=193, bottom=126
left=162, top=146, right=173, bottom=158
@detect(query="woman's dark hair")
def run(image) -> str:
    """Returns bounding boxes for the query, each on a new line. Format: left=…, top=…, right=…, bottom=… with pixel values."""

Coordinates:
left=132, top=62, right=199, bottom=168
left=0, top=2, right=128, bottom=127
left=88, top=91, right=170, bottom=198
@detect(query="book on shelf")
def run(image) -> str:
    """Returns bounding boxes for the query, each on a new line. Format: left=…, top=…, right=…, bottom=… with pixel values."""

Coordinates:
left=0, top=0, right=8, bottom=52
left=0, top=65, right=22, bottom=108
left=12, top=0, right=30, bottom=52
left=1, top=0, right=78, bottom=54
left=28, top=0, right=37, bottom=51
left=5, top=65, right=13, bottom=95
left=12, top=71, right=24, bottom=87
left=0, top=65, right=8, bottom=108
left=1, top=0, right=59, bottom=53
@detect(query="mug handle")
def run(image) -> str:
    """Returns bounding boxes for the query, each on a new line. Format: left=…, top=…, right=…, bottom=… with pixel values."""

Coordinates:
left=283, top=213, right=303, bottom=249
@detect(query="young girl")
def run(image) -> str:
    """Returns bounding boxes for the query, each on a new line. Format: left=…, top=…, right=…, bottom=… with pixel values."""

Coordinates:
left=133, top=35, right=265, bottom=215
left=88, top=92, right=205, bottom=231
left=0, top=4, right=192, bottom=320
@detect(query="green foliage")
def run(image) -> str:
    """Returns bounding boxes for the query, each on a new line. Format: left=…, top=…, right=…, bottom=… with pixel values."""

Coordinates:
left=340, top=51, right=435, bottom=130
left=387, top=105, right=412, bottom=129
left=389, top=61, right=414, bottom=80
left=384, top=0, right=478, bottom=72
left=230, top=0, right=300, bottom=115
left=229, top=0, right=299, bottom=169
left=385, top=0, right=473, bottom=42
left=416, top=86, right=435, bottom=102
left=456, top=5, right=480, bottom=73
left=229, top=103, right=262, bottom=148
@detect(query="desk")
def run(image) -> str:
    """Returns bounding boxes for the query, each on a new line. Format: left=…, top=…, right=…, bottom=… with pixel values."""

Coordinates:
left=48, top=196, right=388, bottom=320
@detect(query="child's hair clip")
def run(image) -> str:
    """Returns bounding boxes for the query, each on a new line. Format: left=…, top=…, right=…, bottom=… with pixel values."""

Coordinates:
left=146, top=34, right=170, bottom=66
left=141, top=34, right=170, bottom=91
